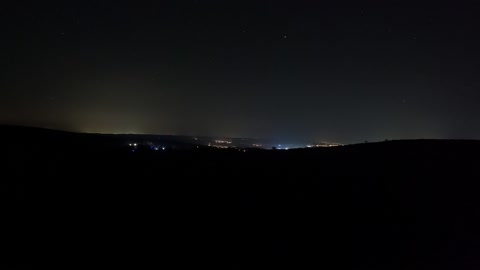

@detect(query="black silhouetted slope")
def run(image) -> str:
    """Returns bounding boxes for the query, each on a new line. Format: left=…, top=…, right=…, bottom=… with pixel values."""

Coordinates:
left=2, top=126, right=480, bottom=269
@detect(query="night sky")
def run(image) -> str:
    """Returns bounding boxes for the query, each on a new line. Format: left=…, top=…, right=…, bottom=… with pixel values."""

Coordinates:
left=2, top=1, right=480, bottom=143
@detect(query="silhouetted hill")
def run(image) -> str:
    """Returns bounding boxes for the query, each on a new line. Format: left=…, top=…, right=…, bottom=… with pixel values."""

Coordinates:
left=2, top=126, right=480, bottom=269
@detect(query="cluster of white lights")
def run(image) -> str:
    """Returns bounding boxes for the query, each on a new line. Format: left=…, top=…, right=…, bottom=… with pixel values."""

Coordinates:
left=211, top=145, right=230, bottom=149
left=214, top=140, right=232, bottom=144
left=306, top=143, right=342, bottom=148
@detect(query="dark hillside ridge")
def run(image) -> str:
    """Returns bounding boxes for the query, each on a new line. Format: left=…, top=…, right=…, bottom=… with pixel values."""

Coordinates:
left=2, top=126, right=480, bottom=269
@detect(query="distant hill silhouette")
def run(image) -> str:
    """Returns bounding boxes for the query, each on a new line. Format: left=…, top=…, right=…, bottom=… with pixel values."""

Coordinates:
left=2, top=125, right=480, bottom=269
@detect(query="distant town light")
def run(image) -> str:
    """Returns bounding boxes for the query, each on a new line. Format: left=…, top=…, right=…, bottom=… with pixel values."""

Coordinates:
left=162, top=147, right=166, bottom=150
left=214, top=140, right=232, bottom=144
left=133, top=143, right=137, bottom=147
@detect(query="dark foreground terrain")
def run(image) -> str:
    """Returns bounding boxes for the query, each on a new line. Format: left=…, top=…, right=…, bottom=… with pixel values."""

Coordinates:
left=2, top=126, right=480, bottom=269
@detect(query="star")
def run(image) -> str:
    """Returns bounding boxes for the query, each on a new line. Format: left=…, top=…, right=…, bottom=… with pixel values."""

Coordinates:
left=283, top=35, right=287, bottom=39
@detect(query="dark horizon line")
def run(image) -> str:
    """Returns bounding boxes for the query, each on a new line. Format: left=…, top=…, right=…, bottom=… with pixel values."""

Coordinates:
left=2, top=123, right=480, bottom=146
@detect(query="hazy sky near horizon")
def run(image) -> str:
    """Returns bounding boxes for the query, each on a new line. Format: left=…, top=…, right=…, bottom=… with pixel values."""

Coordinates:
left=2, top=0, right=480, bottom=143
